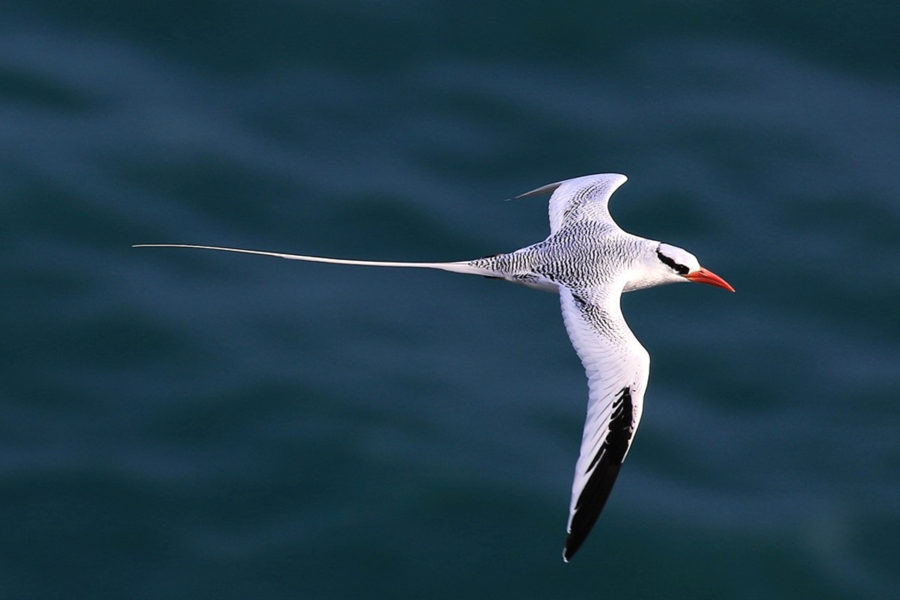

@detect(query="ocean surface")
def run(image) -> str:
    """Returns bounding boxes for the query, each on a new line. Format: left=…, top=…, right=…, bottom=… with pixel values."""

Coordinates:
left=3, top=2, right=899, bottom=598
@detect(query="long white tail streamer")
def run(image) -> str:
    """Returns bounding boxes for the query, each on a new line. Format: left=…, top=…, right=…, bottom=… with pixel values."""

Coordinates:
left=132, top=244, right=491, bottom=276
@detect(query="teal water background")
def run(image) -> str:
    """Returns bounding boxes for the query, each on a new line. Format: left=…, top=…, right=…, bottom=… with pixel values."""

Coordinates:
left=3, top=2, right=899, bottom=598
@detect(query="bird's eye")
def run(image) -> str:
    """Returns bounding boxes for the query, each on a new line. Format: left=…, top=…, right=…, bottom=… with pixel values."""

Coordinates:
left=656, top=248, right=690, bottom=275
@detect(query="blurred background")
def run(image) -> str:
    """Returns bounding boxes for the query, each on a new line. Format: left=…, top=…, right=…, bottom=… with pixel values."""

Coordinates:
left=3, top=1, right=899, bottom=598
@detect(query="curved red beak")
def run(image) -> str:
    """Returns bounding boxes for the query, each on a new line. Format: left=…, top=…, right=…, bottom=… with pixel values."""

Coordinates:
left=685, top=267, right=735, bottom=292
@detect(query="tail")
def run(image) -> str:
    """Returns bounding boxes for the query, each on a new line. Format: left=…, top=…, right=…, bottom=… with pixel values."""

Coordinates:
left=132, top=244, right=493, bottom=276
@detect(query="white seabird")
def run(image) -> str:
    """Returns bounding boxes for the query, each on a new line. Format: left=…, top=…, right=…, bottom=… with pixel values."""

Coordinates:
left=136, top=173, right=734, bottom=561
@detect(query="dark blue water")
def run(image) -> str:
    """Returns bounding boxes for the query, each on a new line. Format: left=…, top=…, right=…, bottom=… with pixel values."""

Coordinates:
left=3, top=2, right=899, bottom=598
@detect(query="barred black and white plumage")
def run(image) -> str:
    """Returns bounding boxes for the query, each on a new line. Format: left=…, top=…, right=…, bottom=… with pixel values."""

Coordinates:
left=135, top=173, right=734, bottom=561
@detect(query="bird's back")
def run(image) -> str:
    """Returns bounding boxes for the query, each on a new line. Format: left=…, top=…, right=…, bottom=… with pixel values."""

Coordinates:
left=468, top=222, right=646, bottom=296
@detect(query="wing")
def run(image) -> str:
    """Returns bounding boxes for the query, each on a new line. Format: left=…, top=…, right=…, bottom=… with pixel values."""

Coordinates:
left=515, top=173, right=628, bottom=234
left=558, top=286, right=650, bottom=562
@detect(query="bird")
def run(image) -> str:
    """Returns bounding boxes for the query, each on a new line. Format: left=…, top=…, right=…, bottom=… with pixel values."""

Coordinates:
left=135, top=173, right=734, bottom=561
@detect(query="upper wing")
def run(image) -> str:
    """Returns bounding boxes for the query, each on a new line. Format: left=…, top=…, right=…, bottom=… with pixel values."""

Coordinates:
left=515, top=173, right=628, bottom=234
left=558, top=286, right=650, bottom=562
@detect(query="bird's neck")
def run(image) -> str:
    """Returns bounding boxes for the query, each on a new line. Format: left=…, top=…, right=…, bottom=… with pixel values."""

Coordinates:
left=621, top=239, right=675, bottom=293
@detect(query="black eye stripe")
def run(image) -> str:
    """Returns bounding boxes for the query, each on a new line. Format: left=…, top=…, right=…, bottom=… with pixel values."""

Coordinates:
left=656, top=248, right=689, bottom=275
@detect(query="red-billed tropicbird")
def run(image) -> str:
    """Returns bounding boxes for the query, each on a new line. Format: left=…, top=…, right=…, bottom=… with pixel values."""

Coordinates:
left=136, top=173, right=734, bottom=561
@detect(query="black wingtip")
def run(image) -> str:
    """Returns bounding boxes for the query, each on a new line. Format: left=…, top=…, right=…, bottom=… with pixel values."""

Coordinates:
left=561, top=454, right=625, bottom=562
left=561, top=386, right=635, bottom=561
left=563, top=513, right=598, bottom=563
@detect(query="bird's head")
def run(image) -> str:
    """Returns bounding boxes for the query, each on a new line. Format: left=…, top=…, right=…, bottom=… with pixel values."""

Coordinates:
left=624, top=242, right=734, bottom=292
left=650, top=242, right=735, bottom=292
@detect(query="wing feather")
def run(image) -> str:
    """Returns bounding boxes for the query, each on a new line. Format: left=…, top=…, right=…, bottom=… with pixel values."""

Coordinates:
left=516, top=173, right=628, bottom=234
left=559, top=286, right=650, bottom=561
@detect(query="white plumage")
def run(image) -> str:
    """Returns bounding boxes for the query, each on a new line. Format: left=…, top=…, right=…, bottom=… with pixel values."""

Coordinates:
left=136, top=173, right=734, bottom=561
